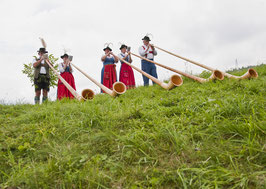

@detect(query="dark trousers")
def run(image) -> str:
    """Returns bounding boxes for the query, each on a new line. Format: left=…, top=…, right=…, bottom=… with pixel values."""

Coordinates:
left=141, top=59, right=158, bottom=86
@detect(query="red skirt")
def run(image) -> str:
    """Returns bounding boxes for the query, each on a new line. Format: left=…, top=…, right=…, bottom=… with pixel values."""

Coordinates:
left=103, top=64, right=117, bottom=92
left=119, top=63, right=135, bottom=89
left=57, top=72, right=76, bottom=100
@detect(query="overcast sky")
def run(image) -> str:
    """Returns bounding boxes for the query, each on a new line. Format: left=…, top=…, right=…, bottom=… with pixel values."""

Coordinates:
left=0, top=0, right=265, bottom=104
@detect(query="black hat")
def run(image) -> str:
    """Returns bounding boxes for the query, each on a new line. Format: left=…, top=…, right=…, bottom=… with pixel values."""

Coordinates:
left=37, top=48, right=48, bottom=53
left=142, top=36, right=151, bottom=41
left=119, top=44, right=127, bottom=50
left=103, top=46, right=112, bottom=51
left=61, top=53, right=69, bottom=59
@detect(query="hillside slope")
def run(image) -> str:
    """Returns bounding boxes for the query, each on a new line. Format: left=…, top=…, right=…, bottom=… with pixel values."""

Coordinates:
left=0, top=65, right=265, bottom=188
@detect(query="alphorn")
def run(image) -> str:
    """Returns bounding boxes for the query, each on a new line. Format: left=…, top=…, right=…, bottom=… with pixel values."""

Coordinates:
left=118, top=57, right=183, bottom=90
left=71, top=63, right=126, bottom=97
left=153, top=45, right=258, bottom=80
left=223, top=68, right=258, bottom=79
left=131, top=52, right=220, bottom=83
left=44, top=57, right=94, bottom=100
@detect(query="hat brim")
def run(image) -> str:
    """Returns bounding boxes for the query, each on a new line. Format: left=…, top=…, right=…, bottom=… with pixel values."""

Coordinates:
left=61, top=53, right=69, bottom=59
left=120, top=46, right=127, bottom=50
left=142, top=38, right=151, bottom=41
left=38, top=50, right=48, bottom=53
left=103, top=47, right=112, bottom=51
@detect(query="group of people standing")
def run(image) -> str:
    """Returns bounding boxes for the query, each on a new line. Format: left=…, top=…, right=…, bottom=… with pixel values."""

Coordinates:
left=101, top=44, right=135, bottom=91
left=100, top=35, right=158, bottom=91
left=32, top=49, right=76, bottom=104
left=32, top=35, right=158, bottom=104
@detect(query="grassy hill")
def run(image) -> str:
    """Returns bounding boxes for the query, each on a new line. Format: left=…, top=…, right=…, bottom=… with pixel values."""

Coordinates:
left=0, top=65, right=265, bottom=188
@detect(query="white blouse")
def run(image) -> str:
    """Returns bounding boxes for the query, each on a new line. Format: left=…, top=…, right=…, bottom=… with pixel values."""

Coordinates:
left=101, top=54, right=114, bottom=62
left=58, top=62, right=73, bottom=73
left=118, top=53, right=132, bottom=63
left=118, top=52, right=127, bottom=59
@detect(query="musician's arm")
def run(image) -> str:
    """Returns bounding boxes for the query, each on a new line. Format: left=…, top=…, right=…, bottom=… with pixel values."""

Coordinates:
left=33, top=58, right=43, bottom=68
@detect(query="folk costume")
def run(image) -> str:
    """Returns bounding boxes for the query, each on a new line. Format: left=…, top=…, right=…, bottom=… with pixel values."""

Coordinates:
left=57, top=54, right=76, bottom=100
left=32, top=48, right=50, bottom=104
left=101, top=47, right=117, bottom=92
left=118, top=45, right=135, bottom=89
left=138, top=36, right=158, bottom=86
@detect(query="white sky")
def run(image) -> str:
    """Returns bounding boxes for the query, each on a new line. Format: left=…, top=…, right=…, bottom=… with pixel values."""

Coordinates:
left=0, top=0, right=265, bottom=104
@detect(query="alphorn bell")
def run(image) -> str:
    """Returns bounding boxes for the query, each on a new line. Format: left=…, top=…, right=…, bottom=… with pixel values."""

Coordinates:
left=43, top=56, right=94, bottom=100
left=131, top=52, right=220, bottom=83
left=71, top=63, right=126, bottom=97
left=223, top=68, right=258, bottom=79
left=118, top=56, right=183, bottom=90
left=153, top=45, right=258, bottom=80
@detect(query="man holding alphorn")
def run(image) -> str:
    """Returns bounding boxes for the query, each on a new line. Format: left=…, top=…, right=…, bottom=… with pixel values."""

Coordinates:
left=138, top=35, right=158, bottom=86
left=32, top=47, right=50, bottom=104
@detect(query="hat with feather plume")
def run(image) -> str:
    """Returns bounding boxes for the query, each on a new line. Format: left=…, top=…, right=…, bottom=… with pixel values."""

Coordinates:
left=38, top=38, right=48, bottom=53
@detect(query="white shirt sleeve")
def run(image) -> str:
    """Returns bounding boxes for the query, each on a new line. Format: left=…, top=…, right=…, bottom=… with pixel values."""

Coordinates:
left=139, top=46, right=147, bottom=56
left=70, top=63, right=74, bottom=73
left=118, top=53, right=123, bottom=60
left=59, top=63, right=65, bottom=73
left=119, top=53, right=128, bottom=63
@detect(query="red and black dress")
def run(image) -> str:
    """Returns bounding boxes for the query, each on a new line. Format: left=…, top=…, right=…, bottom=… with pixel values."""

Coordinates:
left=57, top=63, right=76, bottom=100
left=101, top=55, right=117, bottom=92
left=119, top=53, right=135, bottom=89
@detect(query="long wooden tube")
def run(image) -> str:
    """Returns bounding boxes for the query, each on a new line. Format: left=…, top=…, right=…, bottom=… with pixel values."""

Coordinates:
left=118, top=57, right=183, bottom=90
left=71, top=63, right=126, bottom=97
left=153, top=45, right=258, bottom=80
left=45, top=59, right=91, bottom=100
left=223, top=68, right=258, bottom=79
left=131, top=52, right=221, bottom=83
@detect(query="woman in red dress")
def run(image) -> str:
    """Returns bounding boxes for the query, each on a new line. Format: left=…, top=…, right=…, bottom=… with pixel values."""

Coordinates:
left=57, top=54, right=76, bottom=100
left=101, top=46, right=119, bottom=92
left=118, top=44, right=135, bottom=89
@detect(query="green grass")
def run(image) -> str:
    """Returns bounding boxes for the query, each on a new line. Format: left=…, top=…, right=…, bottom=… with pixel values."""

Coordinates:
left=0, top=65, right=265, bottom=188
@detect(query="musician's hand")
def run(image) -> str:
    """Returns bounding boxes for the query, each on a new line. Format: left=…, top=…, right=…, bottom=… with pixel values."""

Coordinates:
left=42, top=54, right=48, bottom=60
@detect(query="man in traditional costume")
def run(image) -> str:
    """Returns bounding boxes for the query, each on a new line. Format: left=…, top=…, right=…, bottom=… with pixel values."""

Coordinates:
left=138, top=36, right=158, bottom=86
left=32, top=48, right=50, bottom=104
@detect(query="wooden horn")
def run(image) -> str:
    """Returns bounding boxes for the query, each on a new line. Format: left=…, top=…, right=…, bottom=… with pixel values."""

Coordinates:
left=153, top=45, right=225, bottom=80
left=71, top=63, right=126, bottom=97
left=223, top=68, right=258, bottom=79
left=118, top=57, right=183, bottom=90
left=44, top=57, right=92, bottom=101
left=131, top=52, right=218, bottom=83
left=153, top=45, right=258, bottom=80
